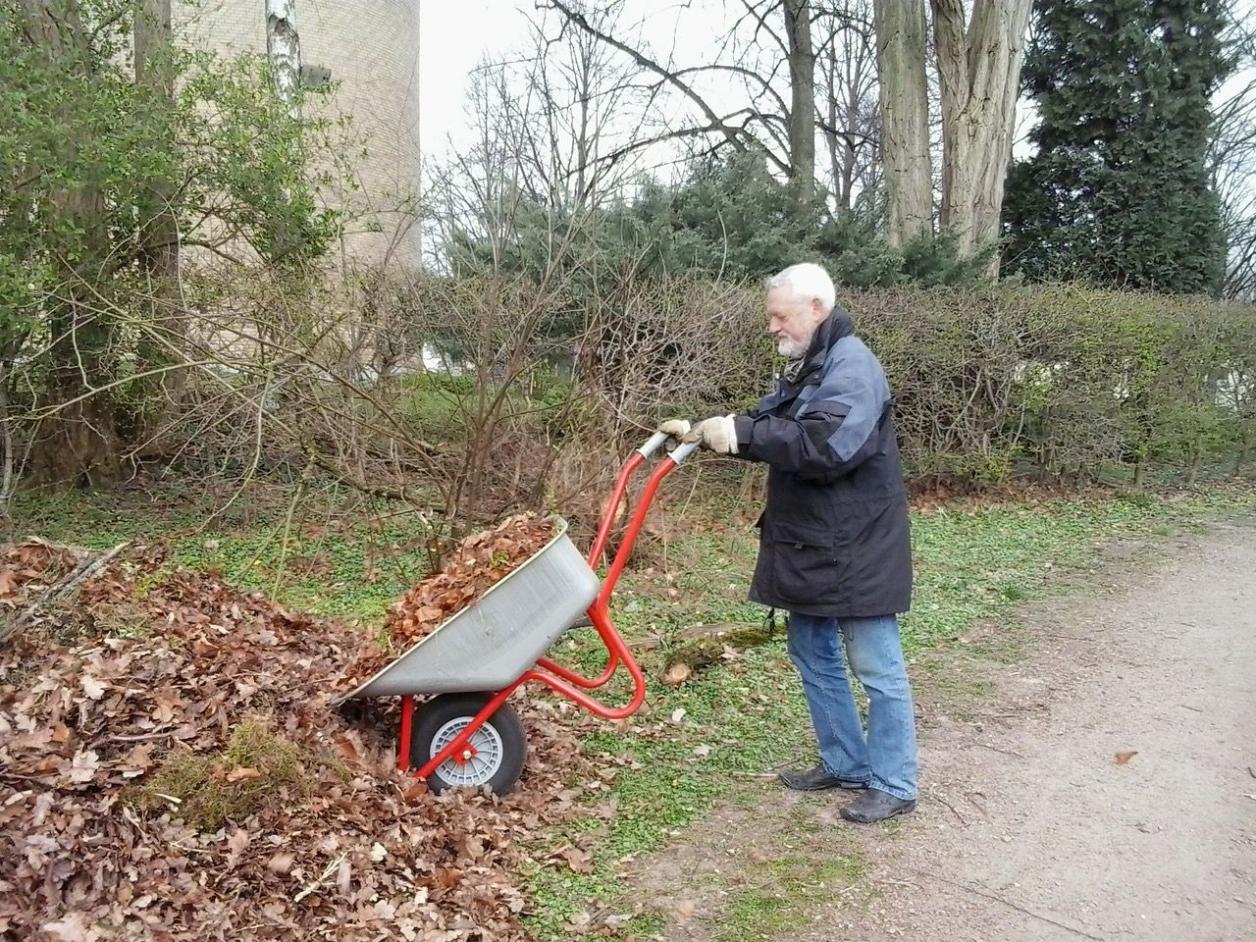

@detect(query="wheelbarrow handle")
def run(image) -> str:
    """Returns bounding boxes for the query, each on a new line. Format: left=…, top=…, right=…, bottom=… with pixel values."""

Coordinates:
left=666, top=439, right=701, bottom=464
left=636, top=431, right=671, bottom=458
left=638, top=433, right=701, bottom=464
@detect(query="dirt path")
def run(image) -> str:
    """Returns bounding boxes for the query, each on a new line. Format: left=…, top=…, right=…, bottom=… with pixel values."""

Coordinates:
left=634, top=520, right=1256, bottom=942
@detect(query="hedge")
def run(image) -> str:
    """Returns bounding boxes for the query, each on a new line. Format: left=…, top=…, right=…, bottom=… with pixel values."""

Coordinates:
left=596, top=281, right=1255, bottom=486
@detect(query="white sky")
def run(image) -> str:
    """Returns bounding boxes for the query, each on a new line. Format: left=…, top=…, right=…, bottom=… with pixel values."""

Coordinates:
left=419, top=0, right=529, bottom=154
left=420, top=0, right=742, bottom=162
left=419, top=1, right=1256, bottom=172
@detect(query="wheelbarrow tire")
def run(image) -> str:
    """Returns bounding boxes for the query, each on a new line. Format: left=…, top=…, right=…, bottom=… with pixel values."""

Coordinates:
left=412, top=693, right=527, bottom=796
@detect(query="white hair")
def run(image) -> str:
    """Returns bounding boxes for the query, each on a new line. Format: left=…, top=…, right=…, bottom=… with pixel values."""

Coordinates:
left=765, top=262, right=836, bottom=312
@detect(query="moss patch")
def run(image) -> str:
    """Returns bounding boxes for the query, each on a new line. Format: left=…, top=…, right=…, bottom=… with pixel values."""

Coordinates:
left=135, top=715, right=320, bottom=831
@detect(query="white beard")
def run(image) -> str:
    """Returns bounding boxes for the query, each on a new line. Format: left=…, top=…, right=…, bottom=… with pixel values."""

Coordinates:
left=777, top=336, right=809, bottom=358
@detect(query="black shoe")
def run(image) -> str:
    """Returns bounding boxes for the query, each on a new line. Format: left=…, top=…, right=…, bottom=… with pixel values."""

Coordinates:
left=778, top=764, right=869, bottom=792
left=839, top=787, right=916, bottom=823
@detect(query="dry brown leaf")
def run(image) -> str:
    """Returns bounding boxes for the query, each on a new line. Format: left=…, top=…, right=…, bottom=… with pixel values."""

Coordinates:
left=64, top=749, right=100, bottom=784
left=672, top=899, right=699, bottom=920
left=225, top=828, right=251, bottom=869
left=40, top=912, right=93, bottom=942
left=433, top=867, right=463, bottom=889
left=151, top=688, right=181, bottom=724
left=566, top=849, right=594, bottom=875
left=402, top=779, right=430, bottom=802
left=1115, top=750, right=1139, bottom=765
left=266, top=852, right=296, bottom=875
left=662, top=663, right=691, bottom=685
left=80, top=675, right=106, bottom=700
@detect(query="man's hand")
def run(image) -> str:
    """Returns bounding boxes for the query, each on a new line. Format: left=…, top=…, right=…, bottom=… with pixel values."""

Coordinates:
left=656, top=418, right=691, bottom=439
left=684, top=415, right=738, bottom=454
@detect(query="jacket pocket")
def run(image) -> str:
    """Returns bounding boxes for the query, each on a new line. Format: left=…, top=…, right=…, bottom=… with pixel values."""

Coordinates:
left=765, top=520, right=838, bottom=605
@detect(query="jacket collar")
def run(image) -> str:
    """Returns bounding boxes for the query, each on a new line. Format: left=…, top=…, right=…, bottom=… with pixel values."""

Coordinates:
left=791, top=306, right=854, bottom=384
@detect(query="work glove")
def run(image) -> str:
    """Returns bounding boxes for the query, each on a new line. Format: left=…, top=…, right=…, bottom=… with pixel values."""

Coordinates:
left=656, top=418, right=691, bottom=440
left=684, top=415, right=738, bottom=455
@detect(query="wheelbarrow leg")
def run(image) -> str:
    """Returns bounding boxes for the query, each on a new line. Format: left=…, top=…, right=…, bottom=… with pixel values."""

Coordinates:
left=397, top=695, right=415, bottom=773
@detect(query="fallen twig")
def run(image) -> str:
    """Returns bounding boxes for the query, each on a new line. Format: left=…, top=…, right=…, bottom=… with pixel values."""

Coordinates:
left=1, top=541, right=130, bottom=644
left=928, top=790, right=969, bottom=827
left=101, top=731, right=176, bottom=744
left=968, top=741, right=1027, bottom=760
left=920, top=870, right=1105, bottom=941
left=294, top=852, right=348, bottom=903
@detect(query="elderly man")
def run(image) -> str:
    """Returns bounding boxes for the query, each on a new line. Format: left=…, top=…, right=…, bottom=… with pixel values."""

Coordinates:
left=659, top=262, right=917, bottom=823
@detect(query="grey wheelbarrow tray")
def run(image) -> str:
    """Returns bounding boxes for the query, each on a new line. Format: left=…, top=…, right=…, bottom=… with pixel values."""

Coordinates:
left=341, top=518, right=599, bottom=699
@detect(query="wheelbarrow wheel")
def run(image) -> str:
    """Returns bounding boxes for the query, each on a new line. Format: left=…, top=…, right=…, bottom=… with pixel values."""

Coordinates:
left=412, top=693, right=527, bottom=795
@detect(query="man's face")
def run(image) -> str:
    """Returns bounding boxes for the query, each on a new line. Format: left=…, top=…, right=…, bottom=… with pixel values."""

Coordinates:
left=766, top=288, right=826, bottom=358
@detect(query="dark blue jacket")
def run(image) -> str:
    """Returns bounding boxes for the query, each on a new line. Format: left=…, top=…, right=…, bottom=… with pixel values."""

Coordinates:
left=733, top=308, right=912, bottom=617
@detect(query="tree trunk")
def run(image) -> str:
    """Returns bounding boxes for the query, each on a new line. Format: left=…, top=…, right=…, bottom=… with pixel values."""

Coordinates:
left=20, top=0, right=121, bottom=486
left=783, top=0, right=817, bottom=213
left=133, top=0, right=184, bottom=452
left=134, top=0, right=178, bottom=288
left=265, top=0, right=301, bottom=112
left=931, top=0, right=1032, bottom=267
left=872, top=0, right=933, bottom=245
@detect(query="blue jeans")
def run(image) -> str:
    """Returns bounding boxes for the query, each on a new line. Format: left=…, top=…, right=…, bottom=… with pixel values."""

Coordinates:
left=786, top=612, right=918, bottom=801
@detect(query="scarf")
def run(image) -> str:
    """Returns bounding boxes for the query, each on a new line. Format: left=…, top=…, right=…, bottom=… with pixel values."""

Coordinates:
left=781, top=354, right=808, bottom=384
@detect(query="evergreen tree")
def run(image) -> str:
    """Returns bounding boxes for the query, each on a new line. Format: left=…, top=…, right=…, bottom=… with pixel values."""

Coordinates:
left=1002, top=0, right=1234, bottom=294
left=449, top=152, right=991, bottom=288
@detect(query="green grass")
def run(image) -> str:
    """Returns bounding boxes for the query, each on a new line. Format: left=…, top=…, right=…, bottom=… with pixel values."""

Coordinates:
left=715, top=854, right=866, bottom=942
left=7, top=480, right=1254, bottom=941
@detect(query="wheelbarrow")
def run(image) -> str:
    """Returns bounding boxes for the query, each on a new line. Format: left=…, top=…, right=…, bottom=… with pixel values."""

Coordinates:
left=340, top=432, right=700, bottom=794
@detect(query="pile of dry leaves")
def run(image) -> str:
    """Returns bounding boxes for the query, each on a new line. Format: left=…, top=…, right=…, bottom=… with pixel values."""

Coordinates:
left=0, top=535, right=597, bottom=942
left=386, top=514, right=556, bottom=648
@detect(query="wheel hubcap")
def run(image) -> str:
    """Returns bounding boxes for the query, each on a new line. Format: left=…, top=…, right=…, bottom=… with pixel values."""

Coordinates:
left=430, top=716, right=504, bottom=787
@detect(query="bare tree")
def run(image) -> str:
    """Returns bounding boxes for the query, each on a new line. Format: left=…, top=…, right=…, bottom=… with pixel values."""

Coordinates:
left=132, top=1, right=177, bottom=284
left=1211, top=16, right=1256, bottom=300
left=134, top=0, right=179, bottom=286
left=783, top=0, right=816, bottom=208
left=817, top=1, right=882, bottom=217
left=515, top=5, right=644, bottom=211
left=133, top=0, right=186, bottom=438
left=872, top=0, right=932, bottom=243
left=542, top=1, right=807, bottom=187
left=426, top=2, right=660, bottom=274
left=931, top=0, right=1032, bottom=263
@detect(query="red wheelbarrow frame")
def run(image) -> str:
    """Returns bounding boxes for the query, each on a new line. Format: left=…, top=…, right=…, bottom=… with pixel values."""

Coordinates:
left=400, top=432, right=697, bottom=782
